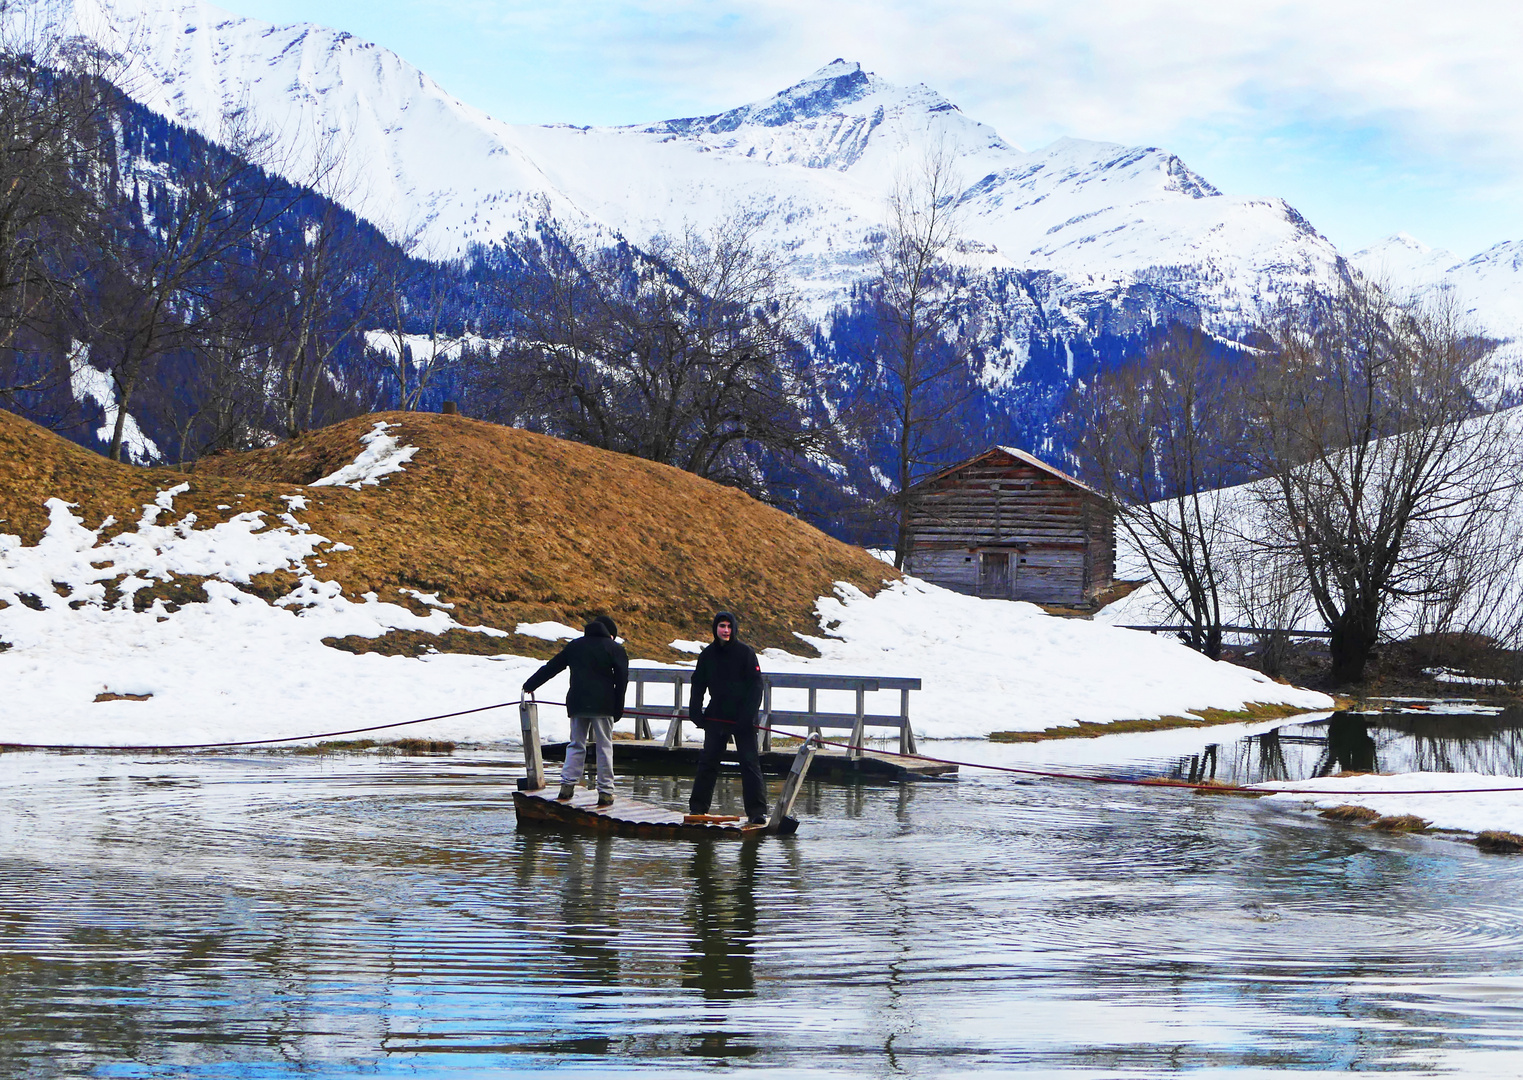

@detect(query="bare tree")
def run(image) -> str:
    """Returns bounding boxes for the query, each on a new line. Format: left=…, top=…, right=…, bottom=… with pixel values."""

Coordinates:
left=264, top=196, right=387, bottom=438
left=368, top=248, right=462, bottom=412
left=474, top=211, right=823, bottom=493
left=1243, top=283, right=1523, bottom=683
left=79, top=108, right=305, bottom=460
left=1069, top=326, right=1242, bottom=658
left=0, top=27, right=116, bottom=398
left=863, top=143, right=979, bottom=567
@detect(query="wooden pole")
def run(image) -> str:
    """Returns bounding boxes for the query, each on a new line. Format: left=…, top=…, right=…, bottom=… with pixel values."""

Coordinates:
left=662, top=677, right=686, bottom=749
left=807, top=687, right=820, bottom=737
left=766, top=733, right=821, bottom=833
left=759, top=680, right=773, bottom=754
left=517, top=700, right=546, bottom=791
left=899, top=687, right=916, bottom=755
left=634, top=678, right=651, bottom=740
left=849, top=686, right=866, bottom=761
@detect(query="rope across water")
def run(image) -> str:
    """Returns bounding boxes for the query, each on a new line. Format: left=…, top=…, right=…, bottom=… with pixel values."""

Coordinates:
left=5, top=699, right=1521, bottom=798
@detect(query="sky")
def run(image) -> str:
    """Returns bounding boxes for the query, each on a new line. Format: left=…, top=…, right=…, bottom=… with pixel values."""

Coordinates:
left=225, top=0, right=1521, bottom=260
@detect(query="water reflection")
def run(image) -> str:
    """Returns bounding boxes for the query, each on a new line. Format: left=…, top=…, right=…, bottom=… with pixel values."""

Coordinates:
left=683, top=841, right=757, bottom=1001
left=1162, top=710, right=1523, bottom=787
left=2, top=751, right=1523, bottom=1076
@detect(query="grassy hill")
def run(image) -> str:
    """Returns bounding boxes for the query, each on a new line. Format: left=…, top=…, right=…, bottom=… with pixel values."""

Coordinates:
left=0, top=409, right=892, bottom=660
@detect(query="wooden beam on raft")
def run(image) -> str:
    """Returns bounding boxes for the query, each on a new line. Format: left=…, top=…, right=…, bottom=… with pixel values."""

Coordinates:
left=516, top=700, right=546, bottom=791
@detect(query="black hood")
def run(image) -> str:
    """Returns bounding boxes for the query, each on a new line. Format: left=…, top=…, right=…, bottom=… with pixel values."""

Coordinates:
left=712, top=610, right=739, bottom=641
left=594, top=615, right=618, bottom=638
left=584, top=620, right=611, bottom=639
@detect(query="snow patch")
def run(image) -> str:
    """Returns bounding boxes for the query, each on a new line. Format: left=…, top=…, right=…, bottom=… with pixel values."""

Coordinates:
left=310, top=421, right=419, bottom=490
left=67, top=343, right=160, bottom=464
left=515, top=621, right=583, bottom=642
left=1259, top=773, right=1523, bottom=838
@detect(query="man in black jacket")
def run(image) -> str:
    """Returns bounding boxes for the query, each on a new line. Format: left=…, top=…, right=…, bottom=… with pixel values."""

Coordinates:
left=523, top=616, right=629, bottom=807
left=687, top=610, right=768, bottom=824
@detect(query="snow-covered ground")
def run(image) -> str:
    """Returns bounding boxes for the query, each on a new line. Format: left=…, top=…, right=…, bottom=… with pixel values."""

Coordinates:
left=0, top=437, right=1331, bottom=748
left=1257, top=773, right=1523, bottom=839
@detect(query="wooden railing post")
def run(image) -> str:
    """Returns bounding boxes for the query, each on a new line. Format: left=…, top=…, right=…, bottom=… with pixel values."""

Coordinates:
left=899, top=687, right=916, bottom=755
left=634, top=677, right=651, bottom=740
left=516, top=700, right=546, bottom=791
left=766, top=733, right=821, bottom=834
left=848, top=685, right=866, bottom=761
left=662, top=677, right=686, bottom=749
left=807, top=687, right=820, bottom=737
left=759, top=680, right=773, bottom=754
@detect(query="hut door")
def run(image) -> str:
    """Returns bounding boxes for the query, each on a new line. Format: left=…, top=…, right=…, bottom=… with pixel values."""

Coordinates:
left=978, top=551, right=1010, bottom=598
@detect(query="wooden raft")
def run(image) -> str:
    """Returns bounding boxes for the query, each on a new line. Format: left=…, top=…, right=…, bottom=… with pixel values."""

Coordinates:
left=512, top=707, right=822, bottom=840
left=512, top=785, right=782, bottom=839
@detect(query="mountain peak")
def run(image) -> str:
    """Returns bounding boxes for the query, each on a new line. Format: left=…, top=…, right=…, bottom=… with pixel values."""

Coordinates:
left=805, top=59, right=862, bottom=82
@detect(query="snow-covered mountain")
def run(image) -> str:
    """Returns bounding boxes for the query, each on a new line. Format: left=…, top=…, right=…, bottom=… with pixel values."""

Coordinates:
left=16, top=0, right=1348, bottom=323
left=1353, top=234, right=1523, bottom=351
left=15, top=0, right=1518, bottom=368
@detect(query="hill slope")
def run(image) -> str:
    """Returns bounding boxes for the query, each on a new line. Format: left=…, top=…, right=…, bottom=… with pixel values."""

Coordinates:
left=0, top=408, right=892, bottom=658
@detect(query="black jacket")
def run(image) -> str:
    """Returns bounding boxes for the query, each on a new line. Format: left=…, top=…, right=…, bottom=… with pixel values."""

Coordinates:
left=689, top=611, right=764, bottom=728
left=523, top=621, right=629, bottom=719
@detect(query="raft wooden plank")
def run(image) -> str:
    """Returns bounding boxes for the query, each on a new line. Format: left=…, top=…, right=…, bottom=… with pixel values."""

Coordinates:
left=512, top=786, right=756, bottom=839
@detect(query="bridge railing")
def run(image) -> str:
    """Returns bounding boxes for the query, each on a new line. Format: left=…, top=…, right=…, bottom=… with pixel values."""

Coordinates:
left=625, top=666, right=923, bottom=760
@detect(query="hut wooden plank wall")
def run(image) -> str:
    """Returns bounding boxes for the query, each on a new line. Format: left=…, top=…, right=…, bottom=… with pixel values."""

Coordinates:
left=904, top=446, right=1116, bottom=605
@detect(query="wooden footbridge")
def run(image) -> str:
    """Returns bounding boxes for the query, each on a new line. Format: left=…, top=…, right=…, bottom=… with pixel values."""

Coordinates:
left=540, top=666, right=952, bottom=782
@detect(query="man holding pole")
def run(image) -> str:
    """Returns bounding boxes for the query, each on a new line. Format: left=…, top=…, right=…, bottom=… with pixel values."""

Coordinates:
left=523, top=615, right=629, bottom=807
left=687, top=611, right=769, bottom=824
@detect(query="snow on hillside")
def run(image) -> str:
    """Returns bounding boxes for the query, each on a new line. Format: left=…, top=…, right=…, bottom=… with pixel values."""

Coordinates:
left=13, top=0, right=1349, bottom=329
left=0, top=481, right=1330, bottom=749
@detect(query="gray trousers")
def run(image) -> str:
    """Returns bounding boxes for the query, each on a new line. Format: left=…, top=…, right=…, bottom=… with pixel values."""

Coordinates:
left=561, top=715, right=615, bottom=793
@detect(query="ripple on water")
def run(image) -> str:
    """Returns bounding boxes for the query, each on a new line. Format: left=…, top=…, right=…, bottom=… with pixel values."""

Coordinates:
left=3, top=751, right=1523, bottom=1077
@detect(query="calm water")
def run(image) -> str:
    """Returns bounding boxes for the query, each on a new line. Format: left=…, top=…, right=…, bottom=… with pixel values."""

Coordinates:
left=2, top=737, right=1522, bottom=1078
left=1154, top=709, right=1523, bottom=787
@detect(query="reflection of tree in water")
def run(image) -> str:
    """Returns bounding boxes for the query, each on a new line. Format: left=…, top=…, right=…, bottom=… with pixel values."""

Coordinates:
left=1165, top=710, right=1523, bottom=786
left=683, top=841, right=757, bottom=1001
left=1398, top=715, right=1523, bottom=775
left=1314, top=713, right=1378, bottom=777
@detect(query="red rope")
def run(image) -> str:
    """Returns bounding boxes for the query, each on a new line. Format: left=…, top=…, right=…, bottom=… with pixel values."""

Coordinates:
left=6, top=697, right=1522, bottom=798
left=0, top=700, right=517, bottom=753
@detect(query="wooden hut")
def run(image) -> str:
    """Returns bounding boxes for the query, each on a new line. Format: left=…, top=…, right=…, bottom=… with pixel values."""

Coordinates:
left=903, top=446, right=1115, bottom=605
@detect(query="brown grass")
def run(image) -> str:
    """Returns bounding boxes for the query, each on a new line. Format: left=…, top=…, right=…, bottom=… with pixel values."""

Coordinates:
left=0, top=409, right=894, bottom=660
left=1319, top=804, right=1381, bottom=823
left=1369, top=813, right=1430, bottom=833
left=988, top=701, right=1313, bottom=742
left=1474, top=830, right=1523, bottom=854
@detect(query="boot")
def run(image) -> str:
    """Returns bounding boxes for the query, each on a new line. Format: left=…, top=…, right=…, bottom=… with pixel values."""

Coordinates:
left=557, top=783, right=576, bottom=801
left=597, top=791, right=615, bottom=808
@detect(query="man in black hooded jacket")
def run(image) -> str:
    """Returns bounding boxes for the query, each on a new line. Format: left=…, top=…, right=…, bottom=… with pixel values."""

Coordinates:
left=523, top=616, right=629, bottom=806
left=687, top=610, right=768, bottom=823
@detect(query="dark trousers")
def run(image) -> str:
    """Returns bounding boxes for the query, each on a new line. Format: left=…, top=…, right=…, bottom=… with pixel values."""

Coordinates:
left=689, top=723, right=768, bottom=819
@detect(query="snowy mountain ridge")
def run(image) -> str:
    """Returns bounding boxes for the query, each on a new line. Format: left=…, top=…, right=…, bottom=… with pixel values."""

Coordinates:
left=10, top=0, right=1519, bottom=363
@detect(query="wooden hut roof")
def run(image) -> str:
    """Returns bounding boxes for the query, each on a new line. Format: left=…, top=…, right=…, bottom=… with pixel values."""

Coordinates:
left=906, top=446, right=1102, bottom=499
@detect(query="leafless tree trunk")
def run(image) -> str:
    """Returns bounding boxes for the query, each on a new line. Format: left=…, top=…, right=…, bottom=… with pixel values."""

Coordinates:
left=369, top=250, right=461, bottom=412
left=1068, top=327, right=1240, bottom=658
left=0, top=26, right=116, bottom=398
left=865, top=143, right=978, bottom=568
left=1243, top=283, right=1523, bottom=683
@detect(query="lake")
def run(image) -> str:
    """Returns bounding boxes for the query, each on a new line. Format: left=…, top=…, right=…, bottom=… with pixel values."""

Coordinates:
left=2, top=721, right=1522, bottom=1077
